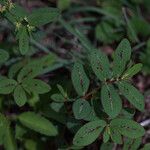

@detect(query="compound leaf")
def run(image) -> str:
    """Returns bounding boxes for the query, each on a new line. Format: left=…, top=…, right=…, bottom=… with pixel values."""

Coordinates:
left=18, top=112, right=58, bottom=136
left=73, top=120, right=106, bottom=146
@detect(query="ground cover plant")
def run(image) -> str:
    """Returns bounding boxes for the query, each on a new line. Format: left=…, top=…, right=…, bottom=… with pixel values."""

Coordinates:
left=0, top=0, right=150, bottom=150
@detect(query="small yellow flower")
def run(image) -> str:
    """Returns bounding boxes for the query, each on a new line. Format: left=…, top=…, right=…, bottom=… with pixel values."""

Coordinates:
left=27, top=25, right=35, bottom=32
left=0, top=5, right=6, bottom=13
left=15, top=22, right=21, bottom=30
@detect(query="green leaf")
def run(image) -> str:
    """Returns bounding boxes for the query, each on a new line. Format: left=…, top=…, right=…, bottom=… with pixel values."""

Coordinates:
left=101, top=84, right=122, bottom=118
left=0, top=114, right=9, bottom=144
left=4, top=126, right=17, bottom=150
left=0, top=78, right=17, bottom=94
left=57, top=0, right=71, bottom=11
left=113, top=38, right=131, bottom=77
left=51, top=93, right=66, bottom=103
left=73, top=99, right=91, bottom=120
left=110, top=119, right=145, bottom=139
left=103, top=127, right=110, bottom=143
left=28, top=7, right=60, bottom=27
left=25, top=139, right=37, bottom=150
left=17, top=62, right=41, bottom=82
left=110, top=126, right=122, bottom=144
left=122, top=63, right=143, bottom=79
left=95, top=22, right=122, bottom=44
left=100, top=142, right=114, bottom=150
left=22, top=79, right=51, bottom=94
left=8, top=61, right=24, bottom=79
left=123, top=138, right=141, bottom=150
left=13, top=85, right=27, bottom=107
left=73, top=120, right=106, bottom=146
left=18, top=112, right=58, bottom=136
left=8, top=4, right=28, bottom=21
left=57, top=84, right=68, bottom=98
left=117, top=81, right=144, bottom=111
left=0, top=49, right=9, bottom=64
left=71, top=62, right=90, bottom=96
left=140, top=143, right=150, bottom=150
left=18, top=26, right=29, bottom=55
left=90, top=50, right=110, bottom=81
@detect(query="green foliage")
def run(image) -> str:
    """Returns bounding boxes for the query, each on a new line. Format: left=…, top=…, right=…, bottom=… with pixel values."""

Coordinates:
left=71, top=62, right=90, bottom=96
left=18, top=26, right=29, bottom=55
left=90, top=50, right=110, bottom=81
left=110, top=119, right=145, bottom=138
left=57, top=0, right=71, bottom=11
left=73, top=120, right=106, bottom=146
left=123, top=138, right=141, bottom=150
left=113, top=38, right=131, bottom=77
left=0, top=0, right=148, bottom=149
left=18, top=112, right=58, bottom=136
left=73, top=99, right=91, bottom=120
left=14, top=84, right=27, bottom=106
left=101, top=84, right=122, bottom=118
left=27, top=7, right=60, bottom=27
left=0, top=78, right=17, bottom=94
left=118, top=81, right=144, bottom=111
left=0, top=49, right=9, bottom=64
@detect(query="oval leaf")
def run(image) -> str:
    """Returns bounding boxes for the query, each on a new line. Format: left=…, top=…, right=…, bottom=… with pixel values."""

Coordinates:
left=0, top=79, right=17, bottom=94
left=101, top=84, right=122, bottom=118
left=0, top=49, right=9, bottom=64
left=0, top=114, right=9, bottom=143
left=123, top=138, right=141, bottom=150
left=13, top=85, right=27, bottom=107
left=73, top=99, right=91, bottom=120
left=28, top=7, right=60, bottom=27
left=71, top=62, right=90, bottom=96
left=18, top=26, right=29, bottom=55
left=110, top=126, right=122, bottom=144
left=18, top=112, right=58, bottom=136
left=117, top=81, right=144, bottom=111
left=73, top=120, right=106, bottom=146
left=22, top=79, right=51, bottom=94
left=113, top=39, right=131, bottom=77
left=90, top=50, right=110, bottom=81
left=51, top=93, right=66, bottom=103
left=4, top=127, right=17, bottom=150
left=100, top=142, right=114, bottom=150
left=122, top=63, right=143, bottom=79
left=17, top=62, right=41, bottom=82
left=110, top=119, right=145, bottom=139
